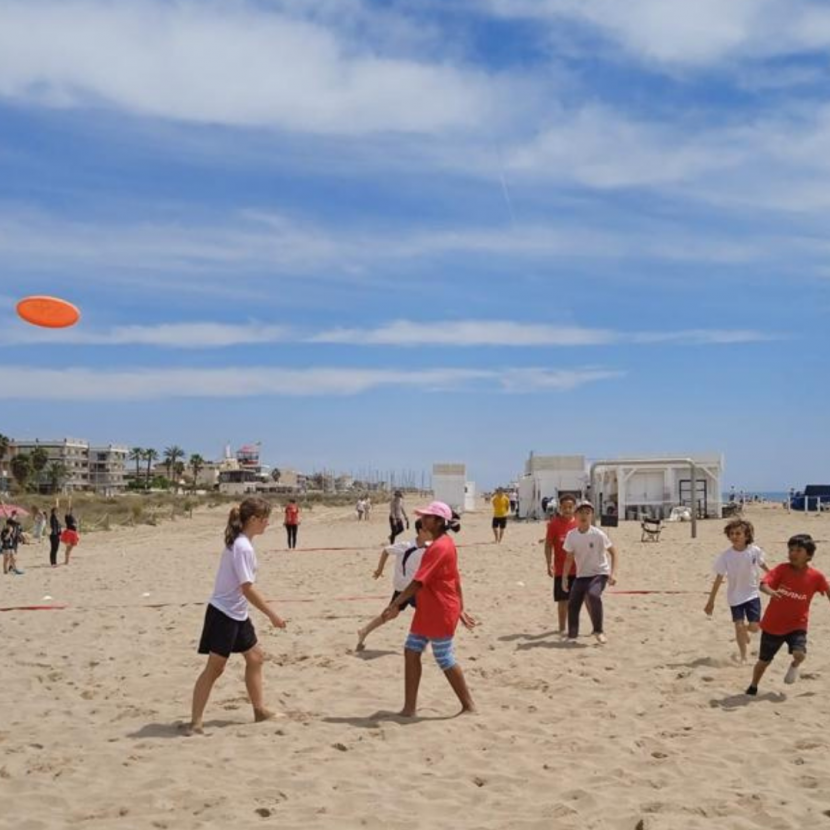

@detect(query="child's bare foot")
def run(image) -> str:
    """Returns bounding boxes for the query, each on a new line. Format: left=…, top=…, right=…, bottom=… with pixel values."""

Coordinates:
left=355, top=630, right=367, bottom=651
left=254, top=708, right=282, bottom=723
left=594, top=633, right=608, bottom=645
left=459, top=705, right=477, bottom=715
left=398, top=708, right=416, bottom=718
left=184, top=722, right=204, bottom=736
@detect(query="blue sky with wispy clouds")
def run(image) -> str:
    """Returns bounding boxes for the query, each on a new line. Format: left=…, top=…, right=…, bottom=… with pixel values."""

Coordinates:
left=1, top=0, right=829, bottom=488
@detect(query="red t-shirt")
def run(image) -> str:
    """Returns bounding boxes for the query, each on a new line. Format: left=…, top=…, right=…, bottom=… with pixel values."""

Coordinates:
left=546, top=515, right=578, bottom=576
left=410, top=534, right=462, bottom=639
left=760, top=564, right=829, bottom=635
left=284, top=505, right=300, bottom=525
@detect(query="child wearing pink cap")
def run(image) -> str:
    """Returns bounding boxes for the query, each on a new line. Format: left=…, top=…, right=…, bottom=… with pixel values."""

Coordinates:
left=382, top=501, right=477, bottom=717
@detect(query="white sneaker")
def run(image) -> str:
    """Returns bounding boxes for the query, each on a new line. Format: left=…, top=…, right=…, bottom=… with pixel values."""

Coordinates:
left=784, top=665, right=800, bottom=685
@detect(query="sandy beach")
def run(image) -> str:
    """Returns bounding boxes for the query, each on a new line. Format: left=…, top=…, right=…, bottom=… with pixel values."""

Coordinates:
left=2, top=502, right=829, bottom=830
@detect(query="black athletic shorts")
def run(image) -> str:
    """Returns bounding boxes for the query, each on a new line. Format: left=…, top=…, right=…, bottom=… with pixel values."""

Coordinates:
left=391, top=589, right=416, bottom=610
left=492, top=516, right=508, bottom=530
left=198, top=603, right=258, bottom=658
left=553, top=576, right=570, bottom=602
left=759, top=630, right=807, bottom=663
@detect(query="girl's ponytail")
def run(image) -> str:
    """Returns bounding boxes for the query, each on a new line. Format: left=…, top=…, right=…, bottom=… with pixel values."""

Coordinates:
left=224, top=506, right=244, bottom=547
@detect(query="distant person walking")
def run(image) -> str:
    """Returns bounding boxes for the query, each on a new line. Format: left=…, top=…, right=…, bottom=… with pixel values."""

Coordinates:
left=32, top=508, right=47, bottom=542
left=284, top=499, right=300, bottom=550
left=2, top=519, right=23, bottom=575
left=61, top=500, right=80, bottom=565
left=48, top=506, right=62, bottom=568
left=389, top=490, right=409, bottom=544
left=491, top=487, right=511, bottom=543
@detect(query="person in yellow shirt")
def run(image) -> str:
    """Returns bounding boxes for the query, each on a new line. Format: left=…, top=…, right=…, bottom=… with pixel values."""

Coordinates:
left=491, top=487, right=511, bottom=543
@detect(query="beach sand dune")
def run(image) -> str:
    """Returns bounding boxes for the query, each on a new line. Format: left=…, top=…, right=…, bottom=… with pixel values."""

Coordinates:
left=1, top=503, right=829, bottom=829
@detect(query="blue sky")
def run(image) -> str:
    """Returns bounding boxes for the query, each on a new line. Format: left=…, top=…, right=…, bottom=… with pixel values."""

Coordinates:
left=1, top=0, right=830, bottom=489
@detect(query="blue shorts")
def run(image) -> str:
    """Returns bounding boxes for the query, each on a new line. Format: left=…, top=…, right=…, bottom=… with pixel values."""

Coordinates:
left=404, top=632, right=457, bottom=671
left=730, top=597, right=762, bottom=623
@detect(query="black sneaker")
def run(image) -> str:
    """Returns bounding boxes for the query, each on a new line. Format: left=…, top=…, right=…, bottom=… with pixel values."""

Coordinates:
left=745, top=685, right=758, bottom=696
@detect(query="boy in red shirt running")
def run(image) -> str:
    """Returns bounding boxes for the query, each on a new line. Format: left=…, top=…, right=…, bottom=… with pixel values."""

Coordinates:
left=382, top=501, right=476, bottom=717
left=543, top=494, right=578, bottom=635
left=746, top=534, right=830, bottom=695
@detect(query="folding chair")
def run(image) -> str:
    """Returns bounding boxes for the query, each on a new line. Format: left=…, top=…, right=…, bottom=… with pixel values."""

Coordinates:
left=640, top=517, right=663, bottom=542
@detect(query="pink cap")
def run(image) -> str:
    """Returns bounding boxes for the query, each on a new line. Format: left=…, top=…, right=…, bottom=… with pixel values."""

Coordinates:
left=414, top=501, right=453, bottom=521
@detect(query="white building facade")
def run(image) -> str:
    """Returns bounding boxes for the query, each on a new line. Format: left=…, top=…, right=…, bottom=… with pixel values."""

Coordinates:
left=517, top=454, right=588, bottom=519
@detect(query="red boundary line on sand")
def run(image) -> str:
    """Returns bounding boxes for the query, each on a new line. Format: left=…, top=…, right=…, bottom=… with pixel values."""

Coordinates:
left=0, top=595, right=388, bottom=613
left=1, top=591, right=708, bottom=612
left=270, top=542, right=489, bottom=553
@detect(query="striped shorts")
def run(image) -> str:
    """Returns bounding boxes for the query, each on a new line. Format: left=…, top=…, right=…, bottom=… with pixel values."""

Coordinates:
left=404, top=632, right=457, bottom=671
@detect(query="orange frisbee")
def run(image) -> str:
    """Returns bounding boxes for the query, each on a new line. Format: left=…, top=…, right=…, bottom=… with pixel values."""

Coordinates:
left=16, top=296, right=81, bottom=329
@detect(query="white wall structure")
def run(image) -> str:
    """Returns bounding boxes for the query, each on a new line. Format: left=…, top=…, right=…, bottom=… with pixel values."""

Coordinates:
left=593, top=454, right=724, bottom=520
left=517, top=454, right=588, bottom=519
left=433, top=463, right=467, bottom=513
left=464, top=481, right=477, bottom=513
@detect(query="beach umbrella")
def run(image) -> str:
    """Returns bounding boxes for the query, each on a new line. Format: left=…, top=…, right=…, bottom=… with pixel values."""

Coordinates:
left=0, top=504, right=30, bottom=519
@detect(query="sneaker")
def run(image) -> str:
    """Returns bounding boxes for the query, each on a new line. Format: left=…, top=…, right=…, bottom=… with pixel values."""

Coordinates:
left=12, top=568, right=24, bottom=575
left=745, top=685, right=758, bottom=696
left=784, top=665, right=800, bottom=685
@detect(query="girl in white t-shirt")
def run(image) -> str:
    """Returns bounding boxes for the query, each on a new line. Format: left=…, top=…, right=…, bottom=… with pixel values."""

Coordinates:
left=355, top=520, right=431, bottom=652
left=188, top=497, right=286, bottom=735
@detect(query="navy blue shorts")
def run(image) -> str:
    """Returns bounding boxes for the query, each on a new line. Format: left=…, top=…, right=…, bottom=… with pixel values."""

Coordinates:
left=730, top=597, right=762, bottom=623
left=759, top=630, right=807, bottom=662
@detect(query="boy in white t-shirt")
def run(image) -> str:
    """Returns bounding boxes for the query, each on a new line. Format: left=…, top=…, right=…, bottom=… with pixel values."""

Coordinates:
left=355, top=520, right=431, bottom=652
left=562, top=501, right=619, bottom=645
left=704, top=519, right=769, bottom=663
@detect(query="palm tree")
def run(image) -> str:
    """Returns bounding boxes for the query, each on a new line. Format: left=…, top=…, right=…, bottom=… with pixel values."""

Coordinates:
left=30, top=446, right=49, bottom=491
left=189, top=454, right=205, bottom=491
left=163, top=445, right=185, bottom=484
left=46, top=461, right=68, bottom=494
left=143, top=448, right=159, bottom=489
left=0, top=434, right=10, bottom=490
left=129, top=447, right=144, bottom=486
left=10, top=453, right=32, bottom=491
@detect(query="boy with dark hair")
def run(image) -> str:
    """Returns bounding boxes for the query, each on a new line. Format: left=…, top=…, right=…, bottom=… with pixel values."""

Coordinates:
left=746, top=534, right=830, bottom=695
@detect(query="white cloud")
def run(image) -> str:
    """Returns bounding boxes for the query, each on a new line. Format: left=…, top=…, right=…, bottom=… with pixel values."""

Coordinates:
left=311, top=320, right=773, bottom=347
left=485, top=0, right=830, bottom=67
left=0, top=319, right=773, bottom=350
left=0, top=364, right=621, bottom=400
left=0, top=322, right=292, bottom=349
left=0, top=0, right=497, bottom=135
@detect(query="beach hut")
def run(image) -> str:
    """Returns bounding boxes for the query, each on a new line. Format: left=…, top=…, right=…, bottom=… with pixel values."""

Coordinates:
left=432, top=463, right=469, bottom=513
left=592, top=454, right=724, bottom=520
left=517, top=454, right=588, bottom=520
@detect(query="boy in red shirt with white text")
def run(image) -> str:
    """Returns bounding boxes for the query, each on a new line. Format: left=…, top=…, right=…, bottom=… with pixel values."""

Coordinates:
left=544, top=494, right=578, bottom=635
left=746, top=534, right=830, bottom=696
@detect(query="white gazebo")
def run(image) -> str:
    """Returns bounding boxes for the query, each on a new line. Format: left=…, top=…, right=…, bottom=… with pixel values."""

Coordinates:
left=592, top=454, right=724, bottom=521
